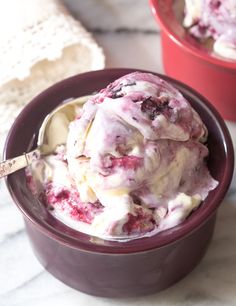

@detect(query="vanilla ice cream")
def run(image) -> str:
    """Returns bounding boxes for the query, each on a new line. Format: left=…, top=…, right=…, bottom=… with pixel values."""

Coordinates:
left=27, top=72, right=218, bottom=241
left=183, top=0, right=236, bottom=60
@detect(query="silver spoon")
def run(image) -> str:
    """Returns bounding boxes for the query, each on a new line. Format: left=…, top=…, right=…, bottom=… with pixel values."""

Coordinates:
left=0, top=95, right=91, bottom=178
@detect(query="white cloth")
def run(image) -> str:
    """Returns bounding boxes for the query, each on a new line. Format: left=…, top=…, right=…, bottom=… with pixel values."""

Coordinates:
left=0, top=0, right=105, bottom=142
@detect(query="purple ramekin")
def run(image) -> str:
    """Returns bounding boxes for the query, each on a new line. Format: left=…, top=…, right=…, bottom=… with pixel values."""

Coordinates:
left=4, top=69, right=234, bottom=297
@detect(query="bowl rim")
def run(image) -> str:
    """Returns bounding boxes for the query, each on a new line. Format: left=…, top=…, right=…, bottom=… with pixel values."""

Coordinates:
left=4, top=68, right=234, bottom=254
left=149, top=0, right=236, bottom=70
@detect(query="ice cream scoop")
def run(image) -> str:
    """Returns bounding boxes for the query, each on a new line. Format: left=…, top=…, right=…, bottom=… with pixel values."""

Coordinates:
left=27, top=72, right=218, bottom=241
left=0, top=96, right=90, bottom=178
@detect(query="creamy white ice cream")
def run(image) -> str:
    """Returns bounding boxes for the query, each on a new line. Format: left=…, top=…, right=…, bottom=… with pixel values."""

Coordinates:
left=183, top=0, right=236, bottom=60
left=27, top=72, right=218, bottom=241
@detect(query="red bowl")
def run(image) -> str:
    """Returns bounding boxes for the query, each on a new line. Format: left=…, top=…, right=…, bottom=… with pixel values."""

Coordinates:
left=150, top=0, right=236, bottom=122
left=4, top=69, right=234, bottom=297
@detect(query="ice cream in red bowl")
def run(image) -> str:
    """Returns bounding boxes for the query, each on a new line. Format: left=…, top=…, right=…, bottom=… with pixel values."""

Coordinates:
left=4, top=69, right=234, bottom=297
left=150, top=0, right=236, bottom=121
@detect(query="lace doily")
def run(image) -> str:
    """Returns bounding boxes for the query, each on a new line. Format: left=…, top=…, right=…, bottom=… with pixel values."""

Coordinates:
left=0, top=0, right=105, bottom=147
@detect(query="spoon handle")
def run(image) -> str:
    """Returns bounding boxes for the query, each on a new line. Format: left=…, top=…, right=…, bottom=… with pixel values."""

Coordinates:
left=0, top=149, right=40, bottom=178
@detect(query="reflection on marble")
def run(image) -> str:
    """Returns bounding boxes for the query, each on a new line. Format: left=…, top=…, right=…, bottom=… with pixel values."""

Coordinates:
left=95, top=32, right=163, bottom=71
left=1, top=1, right=236, bottom=305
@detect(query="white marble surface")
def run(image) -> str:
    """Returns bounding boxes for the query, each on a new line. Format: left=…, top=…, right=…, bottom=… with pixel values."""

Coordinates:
left=1, top=1, right=236, bottom=306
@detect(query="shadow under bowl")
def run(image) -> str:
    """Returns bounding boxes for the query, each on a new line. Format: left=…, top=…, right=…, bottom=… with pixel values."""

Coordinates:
left=150, top=0, right=236, bottom=122
left=4, top=68, right=234, bottom=297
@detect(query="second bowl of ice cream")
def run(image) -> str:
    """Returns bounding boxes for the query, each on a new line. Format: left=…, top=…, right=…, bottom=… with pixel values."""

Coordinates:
left=5, top=68, right=234, bottom=297
left=150, top=0, right=236, bottom=121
